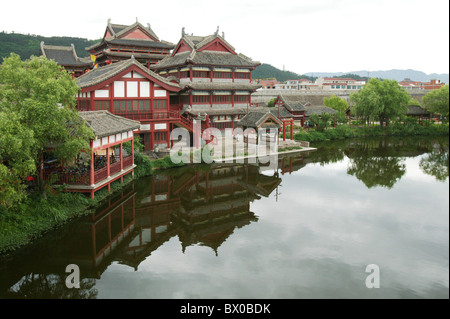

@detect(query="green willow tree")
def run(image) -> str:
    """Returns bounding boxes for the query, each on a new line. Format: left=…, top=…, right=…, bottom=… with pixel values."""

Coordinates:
left=350, top=78, right=410, bottom=126
left=323, top=95, right=349, bottom=112
left=0, top=53, right=93, bottom=206
left=422, top=85, right=449, bottom=122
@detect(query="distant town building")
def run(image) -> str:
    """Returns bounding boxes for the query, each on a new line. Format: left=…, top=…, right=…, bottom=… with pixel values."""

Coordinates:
left=256, top=77, right=365, bottom=92
left=315, top=77, right=366, bottom=90
left=256, top=79, right=281, bottom=89
left=399, top=78, right=445, bottom=90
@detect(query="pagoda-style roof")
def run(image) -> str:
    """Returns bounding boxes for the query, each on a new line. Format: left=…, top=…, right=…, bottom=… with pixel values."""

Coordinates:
left=153, top=51, right=260, bottom=69
left=151, top=30, right=260, bottom=70
left=237, top=111, right=283, bottom=129
left=78, top=111, right=140, bottom=138
left=76, top=57, right=181, bottom=91
left=40, top=42, right=93, bottom=67
left=86, top=19, right=175, bottom=51
left=276, top=95, right=308, bottom=112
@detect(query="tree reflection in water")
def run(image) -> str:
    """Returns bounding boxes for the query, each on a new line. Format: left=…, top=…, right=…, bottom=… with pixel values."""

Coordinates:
left=0, top=135, right=448, bottom=298
left=420, top=141, right=449, bottom=182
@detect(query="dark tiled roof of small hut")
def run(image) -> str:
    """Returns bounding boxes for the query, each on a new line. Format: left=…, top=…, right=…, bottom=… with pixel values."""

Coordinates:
left=237, top=111, right=282, bottom=129
left=407, top=105, right=431, bottom=116
left=40, top=42, right=93, bottom=67
left=305, top=105, right=338, bottom=117
left=79, top=111, right=140, bottom=138
left=278, top=95, right=308, bottom=112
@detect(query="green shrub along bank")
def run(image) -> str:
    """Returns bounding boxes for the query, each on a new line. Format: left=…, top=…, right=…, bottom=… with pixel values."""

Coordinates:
left=0, top=150, right=186, bottom=255
left=294, top=123, right=449, bottom=143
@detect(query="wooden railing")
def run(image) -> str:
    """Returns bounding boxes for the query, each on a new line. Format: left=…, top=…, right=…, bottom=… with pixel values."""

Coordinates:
left=94, top=167, right=108, bottom=184
left=44, top=171, right=89, bottom=185
left=110, top=161, right=122, bottom=175
left=123, top=155, right=133, bottom=168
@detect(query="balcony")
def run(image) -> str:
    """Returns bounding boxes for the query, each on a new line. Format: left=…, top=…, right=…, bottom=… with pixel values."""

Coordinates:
left=44, top=155, right=134, bottom=187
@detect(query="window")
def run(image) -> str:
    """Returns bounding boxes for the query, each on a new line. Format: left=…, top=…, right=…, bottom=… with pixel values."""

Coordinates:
left=234, top=95, right=249, bottom=103
left=193, top=95, right=210, bottom=104
left=213, top=72, right=232, bottom=79
left=79, top=100, right=90, bottom=111
left=235, top=72, right=250, bottom=79
left=154, top=132, right=167, bottom=143
left=95, top=100, right=109, bottom=110
left=193, top=71, right=210, bottom=78
left=154, top=99, right=167, bottom=110
left=179, top=71, right=189, bottom=78
left=213, top=95, right=231, bottom=103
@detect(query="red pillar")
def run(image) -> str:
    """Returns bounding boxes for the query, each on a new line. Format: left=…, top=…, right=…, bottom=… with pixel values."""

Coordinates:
left=131, top=138, right=135, bottom=165
left=106, top=147, right=110, bottom=177
left=120, top=143, right=123, bottom=171
left=283, top=120, right=286, bottom=142
left=290, top=119, right=294, bottom=140
left=90, top=141, right=95, bottom=186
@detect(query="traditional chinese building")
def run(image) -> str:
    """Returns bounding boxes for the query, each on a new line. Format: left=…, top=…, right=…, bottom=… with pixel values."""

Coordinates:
left=75, top=57, right=188, bottom=151
left=42, top=111, right=140, bottom=199
left=151, top=28, right=262, bottom=131
left=39, top=42, right=93, bottom=78
left=273, top=95, right=307, bottom=127
left=86, top=19, right=175, bottom=68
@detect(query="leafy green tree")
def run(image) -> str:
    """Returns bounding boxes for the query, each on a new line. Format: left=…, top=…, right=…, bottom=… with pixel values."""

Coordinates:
left=323, top=95, right=349, bottom=112
left=267, top=98, right=276, bottom=107
left=0, top=112, right=36, bottom=206
left=350, top=78, right=410, bottom=126
left=0, top=53, right=93, bottom=203
left=423, top=85, right=449, bottom=121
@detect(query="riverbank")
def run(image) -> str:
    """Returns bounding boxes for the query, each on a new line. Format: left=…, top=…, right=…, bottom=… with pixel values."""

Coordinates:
left=293, top=122, right=449, bottom=143
left=0, top=151, right=180, bottom=255
left=1, top=123, right=448, bottom=255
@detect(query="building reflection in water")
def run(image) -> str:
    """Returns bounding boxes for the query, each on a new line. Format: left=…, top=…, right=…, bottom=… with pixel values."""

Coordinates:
left=1, top=157, right=305, bottom=298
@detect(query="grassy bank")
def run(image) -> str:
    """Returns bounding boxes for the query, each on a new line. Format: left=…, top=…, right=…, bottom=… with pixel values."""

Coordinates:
left=293, top=123, right=449, bottom=143
left=0, top=151, right=186, bottom=255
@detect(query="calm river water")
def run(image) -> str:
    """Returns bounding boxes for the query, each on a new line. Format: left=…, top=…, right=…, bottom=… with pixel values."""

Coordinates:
left=0, top=136, right=448, bottom=299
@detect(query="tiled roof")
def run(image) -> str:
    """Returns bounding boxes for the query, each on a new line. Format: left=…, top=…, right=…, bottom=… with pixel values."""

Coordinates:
left=305, top=105, right=337, bottom=116
left=86, top=19, right=174, bottom=51
left=75, top=57, right=181, bottom=91
left=79, top=111, right=140, bottom=138
left=278, top=95, right=308, bottom=112
left=40, top=42, right=93, bottom=67
left=407, top=105, right=430, bottom=116
left=237, top=110, right=282, bottom=129
left=151, top=32, right=260, bottom=70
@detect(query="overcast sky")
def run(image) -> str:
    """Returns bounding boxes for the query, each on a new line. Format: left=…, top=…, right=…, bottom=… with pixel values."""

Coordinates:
left=1, top=0, right=449, bottom=75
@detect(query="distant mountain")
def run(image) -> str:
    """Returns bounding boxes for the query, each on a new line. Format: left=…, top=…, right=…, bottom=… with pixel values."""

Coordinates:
left=305, top=69, right=449, bottom=84
left=253, top=63, right=315, bottom=82
left=0, top=32, right=99, bottom=61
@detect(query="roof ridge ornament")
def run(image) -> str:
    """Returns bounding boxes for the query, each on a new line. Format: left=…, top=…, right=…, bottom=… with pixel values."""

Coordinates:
left=182, top=27, right=185, bottom=37
left=215, top=26, right=219, bottom=36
